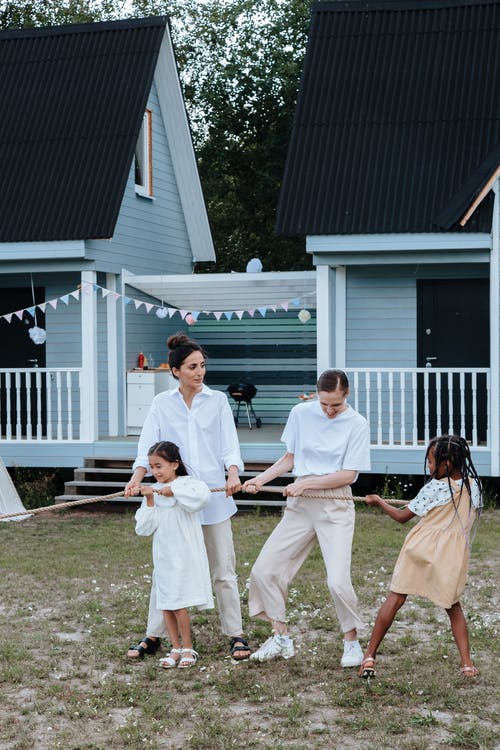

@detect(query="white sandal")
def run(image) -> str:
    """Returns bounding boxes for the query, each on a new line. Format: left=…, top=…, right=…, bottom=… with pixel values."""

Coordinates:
left=159, top=648, right=182, bottom=669
left=178, top=648, right=198, bottom=668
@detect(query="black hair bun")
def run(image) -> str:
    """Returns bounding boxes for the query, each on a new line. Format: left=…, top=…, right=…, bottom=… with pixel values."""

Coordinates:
left=167, top=333, right=191, bottom=350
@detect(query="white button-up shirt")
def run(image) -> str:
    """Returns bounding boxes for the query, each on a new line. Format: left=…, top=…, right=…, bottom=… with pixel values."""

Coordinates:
left=132, top=384, right=244, bottom=525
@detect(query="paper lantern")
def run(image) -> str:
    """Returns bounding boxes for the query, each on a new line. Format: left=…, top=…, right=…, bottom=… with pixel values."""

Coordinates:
left=156, top=307, right=168, bottom=319
left=298, top=309, right=311, bottom=324
left=29, top=326, right=47, bottom=344
left=185, top=313, right=196, bottom=325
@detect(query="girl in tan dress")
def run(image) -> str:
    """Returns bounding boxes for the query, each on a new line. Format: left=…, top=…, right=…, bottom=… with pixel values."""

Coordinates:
left=359, top=435, right=482, bottom=679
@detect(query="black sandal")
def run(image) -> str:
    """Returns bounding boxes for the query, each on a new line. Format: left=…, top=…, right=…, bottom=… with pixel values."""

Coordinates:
left=127, top=636, right=161, bottom=659
left=230, top=637, right=251, bottom=662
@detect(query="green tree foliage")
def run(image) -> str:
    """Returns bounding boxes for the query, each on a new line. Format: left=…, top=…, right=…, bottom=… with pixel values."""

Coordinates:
left=133, top=0, right=312, bottom=272
left=0, top=0, right=122, bottom=28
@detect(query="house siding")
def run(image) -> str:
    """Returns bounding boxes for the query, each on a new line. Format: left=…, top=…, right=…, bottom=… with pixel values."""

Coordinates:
left=345, top=264, right=489, bottom=367
left=85, top=82, right=193, bottom=277
left=194, top=311, right=317, bottom=424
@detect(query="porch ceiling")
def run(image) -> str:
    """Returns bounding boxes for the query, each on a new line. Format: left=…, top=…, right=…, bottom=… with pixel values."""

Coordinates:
left=124, top=271, right=316, bottom=311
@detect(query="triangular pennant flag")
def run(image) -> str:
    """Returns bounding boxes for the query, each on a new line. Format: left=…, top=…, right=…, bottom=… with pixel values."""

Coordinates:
left=48, top=299, right=58, bottom=310
left=247, top=309, right=255, bottom=317
left=15, top=310, right=24, bottom=320
left=234, top=310, right=244, bottom=320
left=38, top=303, right=46, bottom=313
left=70, top=290, right=80, bottom=301
left=134, top=299, right=144, bottom=310
left=213, top=311, right=223, bottom=320
left=92, top=284, right=100, bottom=292
left=257, top=307, right=267, bottom=317
left=179, top=310, right=188, bottom=320
left=290, top=298, right=300, bottom=307
left=167, top=308, right=177, bottom=318
left=26, top=306, right=36, bottom=317
left=280, top=301, right=289, bottom=312
left=270, top=304, right=277, bottom=312
left=4, top=313, right=12, bottom=323
left=82, top=284, right=92, bottom=295
left=112, top=292, right=120, bottom=300
left=223, top=311, right=233, bottom=320
left=145, top=303, right=154, bottom=313
left=123, top=296, right=132, bottom=305
left=101, top=288, right=111, bottom=298
left=191, top=311, right=200, bottom=321
left=60, top=295, right=70, bottom=305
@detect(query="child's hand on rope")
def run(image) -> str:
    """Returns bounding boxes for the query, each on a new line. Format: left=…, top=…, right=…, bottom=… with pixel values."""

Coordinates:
left=158, top=485, right=174, bottom=497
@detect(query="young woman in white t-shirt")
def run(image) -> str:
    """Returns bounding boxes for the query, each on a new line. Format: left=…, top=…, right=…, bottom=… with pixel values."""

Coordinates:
left=242, top=369, right=371, bottom=667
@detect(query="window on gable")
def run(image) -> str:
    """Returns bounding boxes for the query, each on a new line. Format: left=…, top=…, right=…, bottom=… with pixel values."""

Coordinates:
left=135, top=109, right=153, bottom=197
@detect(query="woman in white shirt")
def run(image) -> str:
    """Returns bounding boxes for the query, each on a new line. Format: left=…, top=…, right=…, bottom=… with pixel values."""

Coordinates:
left=243, top=369, right=371, bottom=667
left=125, top=334, right=251, bottom=662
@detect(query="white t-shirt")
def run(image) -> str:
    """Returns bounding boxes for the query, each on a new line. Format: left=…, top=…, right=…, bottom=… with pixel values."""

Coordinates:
left=281, top=399, right=371, bottom=477
left=132, top=385, right=244, bottom=525
left=408, top=477, right=482, bottom=517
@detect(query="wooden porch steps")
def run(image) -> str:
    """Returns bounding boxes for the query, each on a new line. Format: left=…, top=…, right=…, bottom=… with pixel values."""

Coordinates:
left=55, top=457, right=287, bottom=509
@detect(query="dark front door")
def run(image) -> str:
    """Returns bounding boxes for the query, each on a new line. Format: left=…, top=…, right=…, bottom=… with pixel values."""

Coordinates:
left=0, top=288, right=46, bottom=436
left=417, top=278, right=489, bottom=442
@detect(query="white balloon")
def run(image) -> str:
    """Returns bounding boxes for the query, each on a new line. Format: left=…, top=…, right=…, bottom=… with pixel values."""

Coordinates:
left=156, top=307, right=168, bottom=319
left=29, top=326, right=47, bottom=344
left=298, top=309, right=311, bottom=324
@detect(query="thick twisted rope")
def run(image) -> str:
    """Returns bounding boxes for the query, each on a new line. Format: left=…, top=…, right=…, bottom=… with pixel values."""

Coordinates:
left=0, top=484, right=407, bottom=521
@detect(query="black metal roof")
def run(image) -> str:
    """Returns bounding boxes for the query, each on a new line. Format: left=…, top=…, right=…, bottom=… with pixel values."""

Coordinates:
left=0, top=16, right=167, bottom=242
left=276, top=0, right=500, bottom=236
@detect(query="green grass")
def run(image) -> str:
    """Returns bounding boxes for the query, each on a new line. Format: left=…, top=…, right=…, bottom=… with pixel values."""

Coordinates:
left=0, top=507, right=498, bottom=749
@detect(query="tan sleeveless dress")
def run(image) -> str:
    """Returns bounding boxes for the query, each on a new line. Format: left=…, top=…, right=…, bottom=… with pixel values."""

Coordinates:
left=390, top=480, right=476, bottom=609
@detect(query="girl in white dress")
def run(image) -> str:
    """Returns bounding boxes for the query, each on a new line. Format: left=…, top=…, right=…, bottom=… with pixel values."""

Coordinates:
left=131, top=441, right=213, bottom=669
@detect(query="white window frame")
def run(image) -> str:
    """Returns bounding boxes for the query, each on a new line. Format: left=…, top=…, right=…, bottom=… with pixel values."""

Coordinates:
left=135, top=109, right=153, bottom=198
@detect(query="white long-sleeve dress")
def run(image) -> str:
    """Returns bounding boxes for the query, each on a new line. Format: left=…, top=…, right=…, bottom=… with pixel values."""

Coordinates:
left=135, top=476, right=214, bottom=611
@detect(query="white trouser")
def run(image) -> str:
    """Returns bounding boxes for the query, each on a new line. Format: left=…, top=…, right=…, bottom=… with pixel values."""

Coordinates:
left=248, top=487, right=363, bottom=634
left=146, top=518, right=243, bottom=638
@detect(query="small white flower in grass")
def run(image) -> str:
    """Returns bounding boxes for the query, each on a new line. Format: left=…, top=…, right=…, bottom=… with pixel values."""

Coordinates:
left=92, top=579, right=97, bottom=584
left=443, top=655, right=448, bottom=659
left=243, top=561, right=249, bottom=566
left=380, top=597, right=386, bottom=602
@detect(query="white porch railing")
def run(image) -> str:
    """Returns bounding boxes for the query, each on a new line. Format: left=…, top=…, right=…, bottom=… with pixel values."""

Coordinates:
left=0, top=368, right=82, bottom=441
left=346, top=368, right=490, bottom=448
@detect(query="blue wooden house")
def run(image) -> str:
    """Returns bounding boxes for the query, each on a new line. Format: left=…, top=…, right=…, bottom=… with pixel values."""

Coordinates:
left=276, top=0, right=500, bottom=476
left=0, top=16, right=214, bottom=466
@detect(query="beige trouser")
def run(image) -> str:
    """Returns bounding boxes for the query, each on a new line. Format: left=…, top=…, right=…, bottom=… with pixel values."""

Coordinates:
left=248, top=486, right=363, bottom=634
left=146, top=518, right=243, bottom=638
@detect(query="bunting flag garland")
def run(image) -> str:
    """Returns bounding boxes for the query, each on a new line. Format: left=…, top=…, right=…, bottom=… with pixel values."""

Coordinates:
left=0, top=282, right=316, bottom=326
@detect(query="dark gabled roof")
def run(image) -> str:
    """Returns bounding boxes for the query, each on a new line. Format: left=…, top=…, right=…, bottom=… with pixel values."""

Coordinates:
left=0, top=16, right=167, bottom=242
left=276, top=0, right=500, bottom=236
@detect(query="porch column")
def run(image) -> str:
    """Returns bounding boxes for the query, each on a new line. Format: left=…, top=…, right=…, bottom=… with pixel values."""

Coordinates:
left=80, top=270, right=98, bottom=441
left=106, top=273, right=126, bottom=436
left=334, top=265, right=346, bottom=368
left=490, top=179, right=500, bottom=475
left=316, top=264, right=334, bottom=374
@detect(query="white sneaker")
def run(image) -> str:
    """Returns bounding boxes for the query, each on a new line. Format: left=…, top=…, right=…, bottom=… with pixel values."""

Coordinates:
left=341, top=640, right=364, bottom=668
left=250, top=634, right=295, bottom=662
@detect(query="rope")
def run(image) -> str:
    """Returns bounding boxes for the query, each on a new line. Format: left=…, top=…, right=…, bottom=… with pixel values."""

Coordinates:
left=0, top=484, right=408, bottom=521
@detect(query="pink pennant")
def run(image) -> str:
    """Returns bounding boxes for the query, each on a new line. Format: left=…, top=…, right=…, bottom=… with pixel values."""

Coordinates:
left=144, top=303, right=154, bottom=313
left=280, top=301, right=289, bottom=312
left=15, top=310, right=24, bottom=320
left=179, top=310, right=188, bottom=320
left=213, top=311, right=223, bottom=320
left=4, top=313, right=12, bottom=323
left=247, top=309, right=255, bottom=317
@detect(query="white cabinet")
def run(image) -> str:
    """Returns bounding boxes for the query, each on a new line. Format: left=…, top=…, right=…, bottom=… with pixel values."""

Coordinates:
left=126, top=370, right=176, bottom=435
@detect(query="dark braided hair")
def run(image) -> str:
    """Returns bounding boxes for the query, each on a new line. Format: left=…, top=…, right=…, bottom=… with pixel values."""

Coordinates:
left=148, top=441, right=189, bottom=476
left=424, top=435, right=482, bottom=511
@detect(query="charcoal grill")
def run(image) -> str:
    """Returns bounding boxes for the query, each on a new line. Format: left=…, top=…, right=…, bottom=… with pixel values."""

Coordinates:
left=227, top=381, right=262, bottom=429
